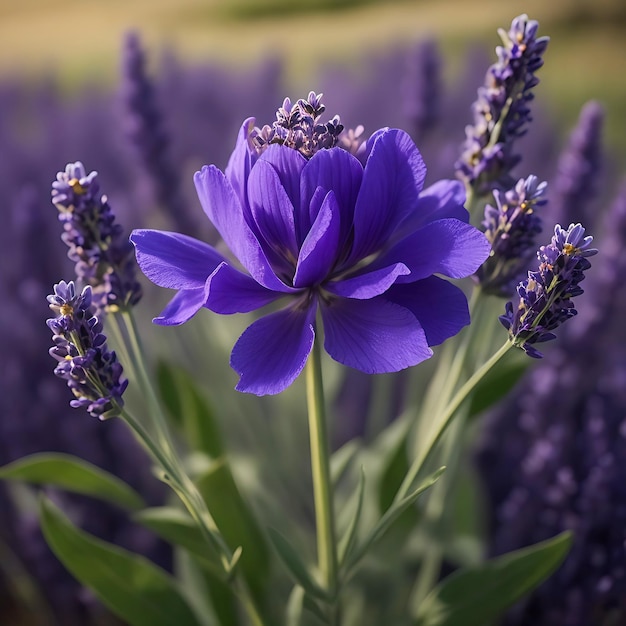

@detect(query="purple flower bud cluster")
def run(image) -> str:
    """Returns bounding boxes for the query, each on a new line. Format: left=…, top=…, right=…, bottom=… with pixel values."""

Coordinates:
left=47, top=281, right=127, bottom=419
left=401, top=39, right=442, bottom=143
left=52, top=161, right=142, bottom=313
left=500, top=223, right=597, bottom=357
left=550, top=101, right=605, bottom=227
left=456, top=14, right=549, bottom=196
left=476, top=186, right=626, bottom=623
left=477, top=175, right=546, bottom=296
left=120, top=32, right=194, bottom=234
left=251, top=91, right=346, bottom=159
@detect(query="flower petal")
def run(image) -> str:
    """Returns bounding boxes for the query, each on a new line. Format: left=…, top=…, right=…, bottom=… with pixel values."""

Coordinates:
left=396, top=179, right=470, bottom=238
left=386, top=277, right=470, bottom=346
left=326, top=263, right=410, bottom=299
left=258, top=143, right=306, bottom=217
left=194, top=165, right=294, bottom=293
left=321, top=297, right=432, bottom=373
left=130, top=229, right=225, bottom=289
left=224, top=117, right=257, bottom=209
left=153, top=288, right=207, bottom=326
left=349, top=129, right=427, bottom=262
left=206, top=262, right=287, bottom=314
left=293, top=191, right=341, bottom=288
left=247, top=157, right=299, bottom=262
left=375, top=218, right=490, bottom=282
left=300, top=147, right=363, bottom=247
left=230, top=303, right=316, bottom=395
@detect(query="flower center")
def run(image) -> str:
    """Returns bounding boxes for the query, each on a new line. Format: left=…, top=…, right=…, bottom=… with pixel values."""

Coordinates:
left=251, top=92, right=345, bottom=159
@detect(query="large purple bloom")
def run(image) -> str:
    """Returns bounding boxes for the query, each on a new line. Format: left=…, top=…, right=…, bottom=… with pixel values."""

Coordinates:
left=131, top=99, right=489, bottom=395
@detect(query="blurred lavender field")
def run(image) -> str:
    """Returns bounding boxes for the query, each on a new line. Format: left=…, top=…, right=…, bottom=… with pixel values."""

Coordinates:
left=1, top=1, right=626, bottom=624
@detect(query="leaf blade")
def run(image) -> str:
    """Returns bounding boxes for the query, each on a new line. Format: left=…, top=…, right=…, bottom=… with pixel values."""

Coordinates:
left=40, top=496, right=201, bottom=626
left=0, top=452, right=144, bottom=510
left=415, top=531, right=573, bottom=626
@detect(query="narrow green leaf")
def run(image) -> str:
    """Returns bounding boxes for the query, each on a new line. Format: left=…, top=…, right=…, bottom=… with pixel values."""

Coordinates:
left=467, top=359, right=528, bottom=419
left=415, top=531, right=573, bottom=626
left=347, top=467, right=445, bottom=571
left=338, top=467, right=366, bottom=567
left=286, top=585, right=305, bottom=626
left=40, top=496, right=201, bottom=626
left=330, top=439, right=360, bottom=485
left=196, top=458, right=269, bottom=603
left=267, top=528, right=329, bottom=602
left=134, top=507, right=225, bottom=578
left=0, top=453, right=144, bottom=510
left=156, top=361, right=224, bottom=457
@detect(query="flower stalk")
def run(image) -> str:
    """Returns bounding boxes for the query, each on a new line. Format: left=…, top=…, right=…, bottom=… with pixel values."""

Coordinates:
left=306, top=337, right=339, bottom=617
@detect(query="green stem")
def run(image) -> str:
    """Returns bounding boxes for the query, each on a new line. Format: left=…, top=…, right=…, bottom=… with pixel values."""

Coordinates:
left=305, top=339, right=339, bottom=611
left=116, top=316, right=269, bottom=626
left=396, top=341, right=512, bottom=501
left=120, top=310, right=177, bottom=462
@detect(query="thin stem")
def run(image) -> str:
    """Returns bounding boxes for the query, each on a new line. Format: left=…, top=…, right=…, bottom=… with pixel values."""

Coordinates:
left=120, top=310, right=176, bottom=462
left=396, top=341, right=512, bottom=501
left=117, top=319, right=269, bottom=626
left=121, top=407, right=268, bottom=626
left=305, top=339, right=339, bottom=609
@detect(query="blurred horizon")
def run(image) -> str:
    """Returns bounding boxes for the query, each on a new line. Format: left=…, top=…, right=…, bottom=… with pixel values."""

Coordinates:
left=1, top=0, right=625, bottom=164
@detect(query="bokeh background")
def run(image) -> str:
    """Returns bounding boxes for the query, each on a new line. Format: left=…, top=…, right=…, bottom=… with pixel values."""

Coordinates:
left=1, top=0, right=626, bottom=625
left=2, top=0, right=625, bottom=156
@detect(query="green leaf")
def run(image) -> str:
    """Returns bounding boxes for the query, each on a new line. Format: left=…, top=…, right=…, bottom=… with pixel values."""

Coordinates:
left=134, top=507, right=225, bottom=578
left=40, top=496, right=201, bottom=626
left=156, top=361, right=224, bottom=457
left=467, top=358, right=528, bottom=419
left=196, top=458, right=270, bottom=603
left=0, top=453, right=144, bottom=510
left=286, top=585, right=305, bottom=626
left=338, top=467, right=366, bottom=567
left=346, top=467, right=445, bottom=572
left=330, top=439, right=360, bottom=485
left=267, top=528, right=329, bottom=602
left=414, top=531, right=573, bottom=626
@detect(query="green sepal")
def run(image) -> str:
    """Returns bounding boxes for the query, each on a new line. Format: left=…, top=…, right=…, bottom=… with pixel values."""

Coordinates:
left=414, top=531, right=573, bottom=626
left=267, top=528, right=330, bottom=603
left=39, top=496, right=201, bottom=626
left=0, top=452, right=144, bottom=510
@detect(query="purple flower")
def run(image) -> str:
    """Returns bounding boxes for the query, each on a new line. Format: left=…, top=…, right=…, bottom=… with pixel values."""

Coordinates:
left=120, top=32, right=194, bottom=234
left=500, top=223, right=597, bottom=357
left=131, top=94, right=490, bottom=395
left=550, top=101, right=604, bottom=228
left=477, top=175, right=546, bottom=296
left=456, top=14, right=549, bottom=196
left=47, top=280, right=128, bottom=418
left=52, top=161, right=142, bottom=314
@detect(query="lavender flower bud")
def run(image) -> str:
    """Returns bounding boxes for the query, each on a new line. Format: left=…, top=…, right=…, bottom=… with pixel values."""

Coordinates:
left=120, top=32, right=194, bottom=235
left=52, top=161, right=142, bottom=314
left=500, top=223, right=597, bottom=357
left=477, top=175, right=546, bottom=296
left=47, top=281, right=127, bottom=419
left=402, top=38, right=442, bottom=143
left=456, top=14, right=549, bottom=196
left=251, top=91, right=345, bottom=159
left=550, top=101, right=604, bottom=227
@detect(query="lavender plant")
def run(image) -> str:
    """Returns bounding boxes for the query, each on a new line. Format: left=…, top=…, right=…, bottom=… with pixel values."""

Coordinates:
left=1, top=11, right=621, bottom=626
